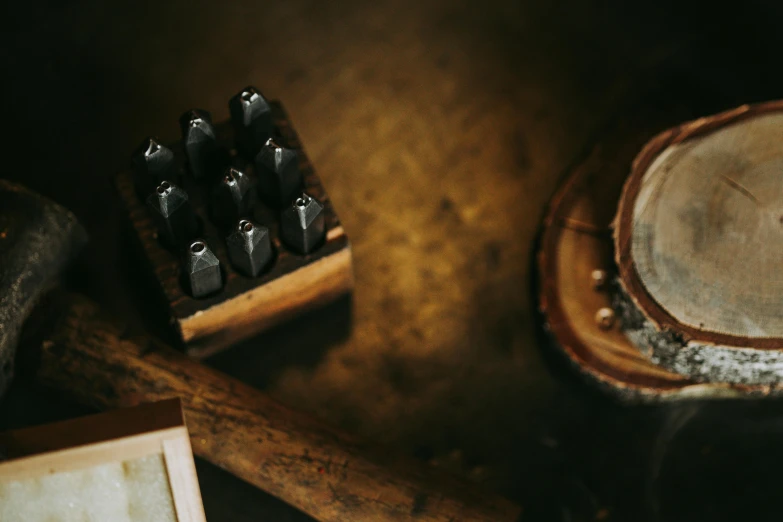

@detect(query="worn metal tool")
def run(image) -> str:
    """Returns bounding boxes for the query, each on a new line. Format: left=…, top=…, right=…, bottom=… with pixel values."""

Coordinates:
left=147, top=180, right=199, bottom=248
left=131, top=136, right=177, bottom=196
left=183, top=239, right=223, bottom=298
left=211, top=166, right=256, bottom=227
left=0, top=180, right=521, bottom=521
left=226, top=219, right=273, bottom=277
left=256, top=138, right=302, bottom=207
left=180, top=109, right=220, bottom=180
left=229, top=86, right=273, bottom=158
left=0, top=180, right=87, bottom=397
left=281, top=193, right=326, bottom=254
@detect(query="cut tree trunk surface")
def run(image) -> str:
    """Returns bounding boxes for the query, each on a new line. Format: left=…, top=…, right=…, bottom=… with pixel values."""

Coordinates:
left=614, top=101, right=783, bottom=385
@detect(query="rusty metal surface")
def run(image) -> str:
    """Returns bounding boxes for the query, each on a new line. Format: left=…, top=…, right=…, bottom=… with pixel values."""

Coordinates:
left=4, top=1, right=783, bottom=520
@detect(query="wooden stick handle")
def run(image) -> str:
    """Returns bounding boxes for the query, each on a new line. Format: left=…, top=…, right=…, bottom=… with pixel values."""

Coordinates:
left=32, top=295, right=521, bottom=522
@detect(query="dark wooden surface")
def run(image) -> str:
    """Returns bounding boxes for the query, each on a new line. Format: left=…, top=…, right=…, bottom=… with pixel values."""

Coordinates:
left=116, top=103, right=352, bottom=356
left=5, top=1, right=783, bottom=521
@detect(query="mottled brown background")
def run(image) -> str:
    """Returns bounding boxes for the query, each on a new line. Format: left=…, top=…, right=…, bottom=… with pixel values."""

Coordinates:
left=3, top=1, right=783, bottom=520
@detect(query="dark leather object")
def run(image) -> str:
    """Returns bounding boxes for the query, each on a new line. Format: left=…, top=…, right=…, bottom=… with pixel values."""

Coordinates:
left=0, top=180, right=87, bottom=397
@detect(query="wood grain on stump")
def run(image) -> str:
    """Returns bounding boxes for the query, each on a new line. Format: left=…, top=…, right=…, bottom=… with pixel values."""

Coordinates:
left=614, top=101, right=783, bottom=385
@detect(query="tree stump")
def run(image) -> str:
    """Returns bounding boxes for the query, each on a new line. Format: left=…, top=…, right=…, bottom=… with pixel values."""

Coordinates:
left=614, top=101, right=783, bottom=385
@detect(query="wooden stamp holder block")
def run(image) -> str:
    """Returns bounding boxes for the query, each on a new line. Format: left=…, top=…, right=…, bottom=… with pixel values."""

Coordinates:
left=116, top=102, right=353, bottom=358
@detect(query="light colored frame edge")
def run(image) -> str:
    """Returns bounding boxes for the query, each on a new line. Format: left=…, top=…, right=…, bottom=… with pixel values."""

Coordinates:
left=0, top=426, right=206, bottom=522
